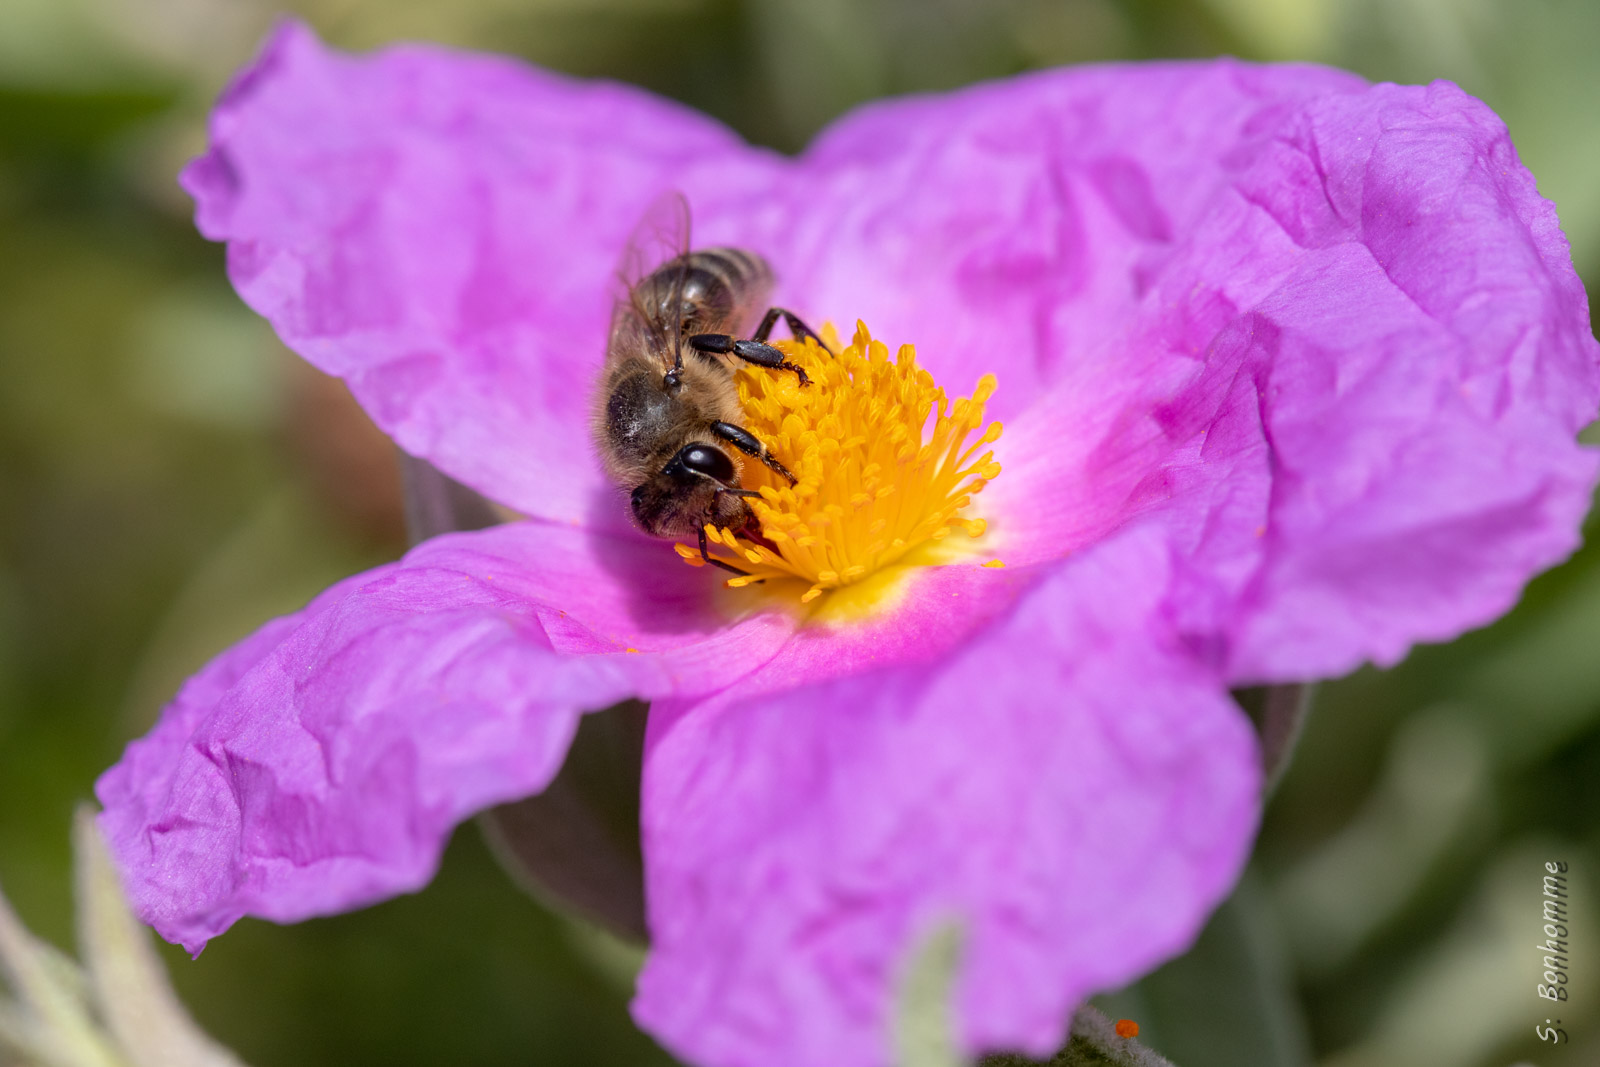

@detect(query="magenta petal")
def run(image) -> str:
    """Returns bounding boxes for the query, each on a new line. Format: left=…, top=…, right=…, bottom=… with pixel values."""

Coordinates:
left=971, top=75, right=1600, bottom=679
left=182, top=21, right=769, bottom=523
left=635, top=531, right=1259, bottom=1067
left=161, top=28, right=1600, bottom=1061
left=768, top=62, right=1367, bottom=405
left=95, top=521, right=793, bottom=952
left=177, top=34, right=1372, bottom=509
left=1167, top=80, right=1600, bottom=679
left=186, top=27, right=1597, bottom=686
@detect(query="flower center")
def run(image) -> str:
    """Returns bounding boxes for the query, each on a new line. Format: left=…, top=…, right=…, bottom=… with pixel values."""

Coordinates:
left=676, top=321, right=1002, bottom=604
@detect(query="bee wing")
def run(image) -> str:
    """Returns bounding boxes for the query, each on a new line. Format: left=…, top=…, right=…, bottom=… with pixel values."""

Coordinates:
left=612, top=191, right=692, bottom=371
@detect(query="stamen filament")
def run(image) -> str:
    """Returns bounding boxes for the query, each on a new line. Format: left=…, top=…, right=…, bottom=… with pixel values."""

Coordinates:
left=681, top=321, right=1002, bottom=603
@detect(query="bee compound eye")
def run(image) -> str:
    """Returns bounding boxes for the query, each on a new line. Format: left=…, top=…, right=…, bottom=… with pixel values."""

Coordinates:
left=679, top=444, right=736, bottom=483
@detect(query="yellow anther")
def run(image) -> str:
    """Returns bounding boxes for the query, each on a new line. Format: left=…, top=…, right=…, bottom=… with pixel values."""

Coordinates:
left=678, top=321, right=1002, bottom=601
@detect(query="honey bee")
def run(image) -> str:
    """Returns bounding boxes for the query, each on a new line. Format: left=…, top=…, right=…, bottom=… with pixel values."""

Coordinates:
left=594, top=195, right=826, bottom=574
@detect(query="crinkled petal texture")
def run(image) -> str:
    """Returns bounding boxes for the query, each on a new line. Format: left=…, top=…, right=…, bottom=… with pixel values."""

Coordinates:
left=95, top=521, right=799, bottom=953
left=95, top=517, right=1024, bottom=955
left=183, top=22, right=1598, bottom=680
left=97, top=19, right=1600, bottom=1067
left=636, top=532, right=1260, bottom=1066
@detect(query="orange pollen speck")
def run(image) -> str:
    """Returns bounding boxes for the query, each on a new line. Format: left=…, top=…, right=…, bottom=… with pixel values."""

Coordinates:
left=677, top=321, right=1002, bottom=603
left=1115, top=1019, right=1140, bottom=1039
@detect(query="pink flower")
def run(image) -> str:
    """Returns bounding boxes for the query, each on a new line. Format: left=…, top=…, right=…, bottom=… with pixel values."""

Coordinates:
left=97, top=21, right=1598, bottom=1067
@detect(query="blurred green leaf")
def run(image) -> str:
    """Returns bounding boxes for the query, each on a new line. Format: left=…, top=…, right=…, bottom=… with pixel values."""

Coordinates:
left=1094, top=876, right=1310, bottom=1067
left=0, top=86, right=174, bottom=160
left=982, top=1007, right=1176, bottom=1067
left=895, top=923, right=964, bottom=1067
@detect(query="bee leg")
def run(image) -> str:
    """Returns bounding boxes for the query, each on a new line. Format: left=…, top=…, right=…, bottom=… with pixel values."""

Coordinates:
left=711, top=421, right=796, bottom=484
left=698, top=525, right=751, bottom=577
left=752, top=307, right=834, bottom=355
left=688, top=333, right=810, bottom=387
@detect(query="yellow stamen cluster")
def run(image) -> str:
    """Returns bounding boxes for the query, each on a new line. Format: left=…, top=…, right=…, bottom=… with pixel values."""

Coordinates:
left=675, top=321, right=1002, bottom=603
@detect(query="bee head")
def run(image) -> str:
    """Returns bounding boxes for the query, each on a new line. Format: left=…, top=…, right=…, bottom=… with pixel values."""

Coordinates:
left=629, top=444, right=749, bottom=538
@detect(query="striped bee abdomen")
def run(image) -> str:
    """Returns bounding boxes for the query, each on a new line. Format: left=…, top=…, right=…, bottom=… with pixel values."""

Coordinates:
left=650, top=247, right=774, bottom=338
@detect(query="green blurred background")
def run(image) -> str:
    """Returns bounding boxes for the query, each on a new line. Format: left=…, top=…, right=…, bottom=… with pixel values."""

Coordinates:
left=1, top=0, right=1596, bottom=1064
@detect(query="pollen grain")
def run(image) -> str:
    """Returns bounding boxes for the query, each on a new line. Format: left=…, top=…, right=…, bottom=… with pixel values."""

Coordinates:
left=679, top=321, right=1002, bottom=604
